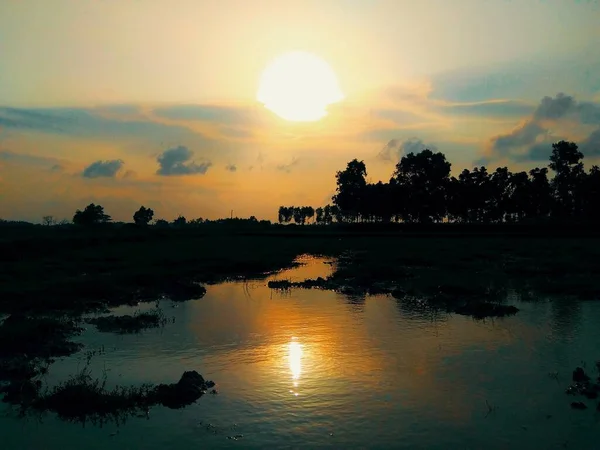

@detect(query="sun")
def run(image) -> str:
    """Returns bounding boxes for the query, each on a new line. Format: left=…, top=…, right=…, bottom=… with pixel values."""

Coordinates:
left=257, top=51, right=344, bottom=122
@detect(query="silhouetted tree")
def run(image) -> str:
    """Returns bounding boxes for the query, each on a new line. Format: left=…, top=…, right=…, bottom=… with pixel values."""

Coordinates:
left=583, top=165, right=600, bottom=221
left=528, top=167, right=551, bottom=219
left=315, top=207, right=324, bottom=224
left=333, top=159, right=367, bottom=222
left=392, top=150, right=451, bottom=223
left=303, top=206, right=315, bottom=224
left=73, top=204, right=111, bottom=225
left=173, top=215, right=187, bottom=226
left=549, top=141, right=586, bottom=218
left=42, top=215, right=55, bottom=226
left=278, top=206, right=293, bottom=223
left=155, top=219, right=169, bottom=228
left=133, top=206, right=154, bottom=226
left=292, top=207, right=305, bottom=224
left=323, top=205, right=334, bottom=224
left=507, top=171, right=530, bottom=221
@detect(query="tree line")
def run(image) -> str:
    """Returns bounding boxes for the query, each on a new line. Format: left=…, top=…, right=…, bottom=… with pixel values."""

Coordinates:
left=278, top=140, right=600, bottom=224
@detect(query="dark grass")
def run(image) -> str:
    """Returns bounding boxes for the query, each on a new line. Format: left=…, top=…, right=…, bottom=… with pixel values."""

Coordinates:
left=0, top=315, right=83, bottom=359
left=2, top=225, right=600, bottom=316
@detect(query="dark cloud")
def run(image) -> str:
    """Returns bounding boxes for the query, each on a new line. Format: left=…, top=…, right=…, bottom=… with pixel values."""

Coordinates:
left=576, top=102, right=600, bottom=125
left=492, top=121, right=546, bottom=154
left=276, top=157, right=300, bottom=173
left=50, top=164, right=63, bottom=172
left=580, top=127, right=600, bottom=155
left=513, top=142, right=554, bottom=162
left=225, top=164, right=237, bottom=172
left=156, top=145, right=212, bottom=176
left=534, top=93, right=576, bottom=120
left=488, top=93, right=600, bottom=163
left=82, top=159, right=124, bottom=178
left=378, top=138, right=438, bottom=162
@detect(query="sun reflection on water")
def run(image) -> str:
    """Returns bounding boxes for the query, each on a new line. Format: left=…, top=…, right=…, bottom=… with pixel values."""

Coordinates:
left=289, top=339, right=302, bottom=396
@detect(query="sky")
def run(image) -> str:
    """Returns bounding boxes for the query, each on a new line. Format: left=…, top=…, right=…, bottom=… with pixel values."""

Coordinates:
left=1, top=0, right=599, bottom=223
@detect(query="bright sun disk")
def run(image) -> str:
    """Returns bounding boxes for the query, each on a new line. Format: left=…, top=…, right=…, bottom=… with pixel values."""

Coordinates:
left=257, top=51, right=344, bottom=122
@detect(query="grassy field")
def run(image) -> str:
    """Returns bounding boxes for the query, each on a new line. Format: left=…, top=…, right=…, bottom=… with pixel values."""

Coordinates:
left=2, top=224, right=600, bottom=314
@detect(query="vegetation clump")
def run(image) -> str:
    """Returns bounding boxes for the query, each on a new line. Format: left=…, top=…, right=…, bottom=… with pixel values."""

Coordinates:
left=85, top=308, right=169, bottom=334
left=30, top=366, right=214, bottom=424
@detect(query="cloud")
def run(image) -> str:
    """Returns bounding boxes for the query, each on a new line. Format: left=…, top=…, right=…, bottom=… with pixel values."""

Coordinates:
left=123, top=170, right=137, bottom=179
left=276, top=157, right=300, bottom=173
left=156, top=145, right=212, bottom=176
left=580, top=127, right=600, bottom=155
left=534, top=93, right=576, bottom=120
left=576, top=102, right=600, bottom=125
left=492, top=121, right=546, bottom=154
left=487, top=93, right=600, bottom=162
left=0, top=107, right=201, bottom=142
left=0, top=150, right=64, bottom=168
left=50, top=164, right=63, bottom=172
left=82, top=159, right=124, bottom=178
left=429, top=55, right=600, bottom=103
left=440, top=100, right=535, bottom=118
left=225, top=164, right=237, bottom=172
left=378, top=138, right=438, bottom=162
left=153, top=104, right=261, bottom=126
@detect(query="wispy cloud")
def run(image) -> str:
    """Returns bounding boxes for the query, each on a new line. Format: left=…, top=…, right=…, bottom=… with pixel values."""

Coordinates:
left=82, top=159, right=124, bottom=178
left=0, top=150, right=65, bottom=168
left=153, top=104, right=262, bottom=126
left=225, top=164, right=237, bottom=172
left=0, top=107, right=201, bottom=142
left=156, top=145, right=212, bottom=176
left=276, top=157, right=300, bottom=173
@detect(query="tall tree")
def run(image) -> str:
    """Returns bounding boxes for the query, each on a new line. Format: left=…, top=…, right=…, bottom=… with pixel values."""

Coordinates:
left=392, top=150, right=451, bottom=223
left=528, top=167, right=551, bottom=219
left=315, top=207, right=324, bottom=224
left=549, top=141, right=586, bottom=218
left=332, top=159, right=367, bottom=222
left=292, top=207, right=305, bottom=224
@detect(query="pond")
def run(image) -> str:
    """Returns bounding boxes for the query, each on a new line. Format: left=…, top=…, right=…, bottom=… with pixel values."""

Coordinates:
left=2, top=256, right=599, bottom=449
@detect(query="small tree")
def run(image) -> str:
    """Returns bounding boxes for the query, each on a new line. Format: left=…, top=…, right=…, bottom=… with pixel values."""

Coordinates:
left=73, top=203, right=111, bottom=226
left=133, top=206, right=154, bottom=226
left=42, top=215, right=55, bottom=226
left=155, top=219, right=169, bottom=228
left=173, top=215, right=187, bottom=226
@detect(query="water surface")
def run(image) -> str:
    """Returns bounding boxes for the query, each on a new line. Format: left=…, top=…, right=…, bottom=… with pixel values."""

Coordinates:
left=2, top=256, right=599, bottom=449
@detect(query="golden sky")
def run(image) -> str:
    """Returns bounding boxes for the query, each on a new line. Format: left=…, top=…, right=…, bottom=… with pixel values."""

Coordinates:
left=1, top=0, right=599, bottom=222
